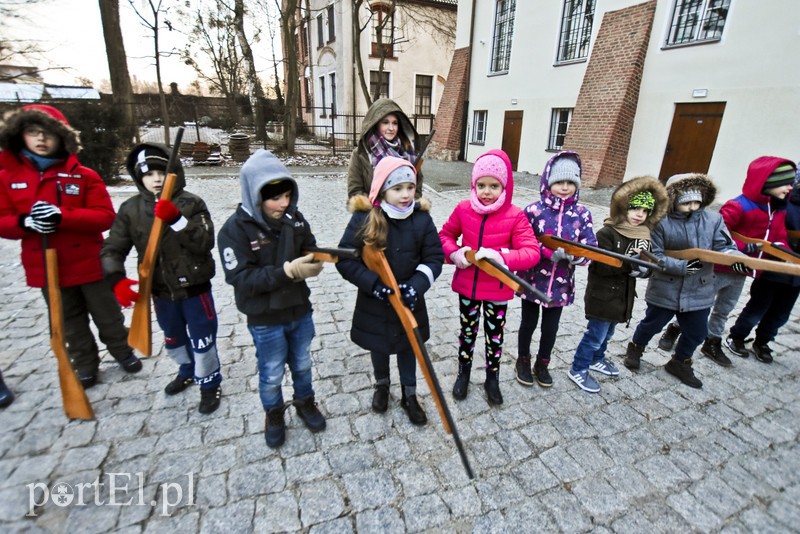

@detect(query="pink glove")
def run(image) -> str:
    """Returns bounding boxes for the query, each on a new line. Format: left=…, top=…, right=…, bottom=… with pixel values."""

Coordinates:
left=475, top=247, right=506, bottom=267
left=450, top=246, right=471, bottom=269
left=113, top=278, right=139, bottom=307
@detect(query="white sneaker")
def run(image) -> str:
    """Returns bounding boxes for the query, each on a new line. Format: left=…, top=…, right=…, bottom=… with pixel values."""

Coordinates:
left=589, top=359, right=620, bottom=376
left=567, top=369, right=600, bottom=393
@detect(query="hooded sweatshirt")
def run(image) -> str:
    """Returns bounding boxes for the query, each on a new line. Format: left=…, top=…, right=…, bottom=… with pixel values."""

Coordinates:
left=101, top=142, right=216, bottom=300
left=0, top=104, right=115, bottom=288
left=346, top=98, right=421, bottom=199
left=218, top=149, right=317, bottom=325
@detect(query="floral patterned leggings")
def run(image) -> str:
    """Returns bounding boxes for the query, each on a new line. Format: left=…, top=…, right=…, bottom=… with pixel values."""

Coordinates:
left=457, top=297, right=508, bottom=372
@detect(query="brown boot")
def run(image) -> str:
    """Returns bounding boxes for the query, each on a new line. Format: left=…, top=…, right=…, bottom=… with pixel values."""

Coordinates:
left=623, top=341, right=644, bottom=370
left=664, top=357, right=703, bottom=388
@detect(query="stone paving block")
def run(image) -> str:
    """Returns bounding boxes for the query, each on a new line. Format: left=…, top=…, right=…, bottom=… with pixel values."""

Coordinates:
left=199, top=444, right=238, bottom=477
left=571, top=476, right=627, bottom=521
left=519, top=421, right=561, bottom=452
left=327, top=443, right=378, bottom=474
left=640, top=500, right=693, bottom=533
left=635, top=455, right=690, bottom=492
left=196, top=474, right=227, bottom=508
left=539, top=486, right=593, bottom=532
left=254, top=491, right=301, bottom=533
left=494, top=428, right=533, bottom=463
left=737, top=506, right=791, bottom=534
left=395, top=462, right=439, bottom=497
left=308, top=516, right=354, bottom=533
left=285, top=451, right=332, bottom=485
left=470, top=509, right=507, bottom=533
left=474, top=474, right=526, bottom=511
left=199, top=499, right=254, bottom=534
left=605, top=464, right=654, bottom=502
left=64, top=502, right=122, bottom=534
left=440, top=485, right=482, bottom=518
left=767, top=493, right=800, bottom=530
left=668, top=448, right=712, bottom=482
left=538, top=445, right=587, bottom=484
left=54, top=444, right=110, bottom=476
left=667, top=489, right=723, bottom=533
left=689, top=473, right=749, bottom=520
left=402, top=494, right=450, bottom=532
left=227, top=459, right=284, bottom=499
left=298, top=479, right=345, bottom=527
left=566, top=438, right=614, bottom=474
left=341, top=469, right=398, bottom=511
left=610, top=512, right=657, bottom=534
left=7, top=453, right=61, bottom=487
left=356, top=507, right=405, bottom=532
left=202, top=417, right=245, bottom=444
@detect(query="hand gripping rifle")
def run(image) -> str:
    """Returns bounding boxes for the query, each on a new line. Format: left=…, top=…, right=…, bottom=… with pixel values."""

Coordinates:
left=539, top=235, right=666, bottom=272
left=463, top=250, right=551, bottom=304
left=43, top=236, right=95, bottom=419
left=361, top=245, right=475, bottom=479
left=128, top=127, right=184, bottom=357
left=730, top=231, right=800, bottom=264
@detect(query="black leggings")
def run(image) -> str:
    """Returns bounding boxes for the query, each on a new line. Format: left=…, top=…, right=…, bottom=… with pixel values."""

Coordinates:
left=518, top=299, right=563, bottom=365
left=458, top=297, right=507, bottom=372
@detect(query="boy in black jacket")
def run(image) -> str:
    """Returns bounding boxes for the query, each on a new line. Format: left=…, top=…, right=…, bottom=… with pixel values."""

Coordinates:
left=218, top=149, right=326, bottom=448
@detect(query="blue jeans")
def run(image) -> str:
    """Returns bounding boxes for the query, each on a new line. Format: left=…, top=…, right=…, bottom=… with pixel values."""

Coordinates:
left=572, top=318, right=616, bottom=372
left=633, top=304, right=710, bottom=361
left=248, top=312, right=315, bottom=410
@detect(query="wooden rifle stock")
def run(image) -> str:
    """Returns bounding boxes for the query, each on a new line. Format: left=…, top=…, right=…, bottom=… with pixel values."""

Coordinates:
left=304, top=246, right=359, bottom=264
left=540, top=234, right=666, bottom=272
left=361, top=245, right=474, bottom=479
left=128, top=127, right=184, bottom=357
left=45, top=247, right=94, bottom=420
left=731, top=231, right=800, bottom=264
left=463, top=250, right=552, bottom=304
left=664, top=248, right=800, bottom=276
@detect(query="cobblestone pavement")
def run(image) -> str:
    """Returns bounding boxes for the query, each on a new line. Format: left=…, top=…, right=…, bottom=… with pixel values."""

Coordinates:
left=1, top=170, right=799, bottom=533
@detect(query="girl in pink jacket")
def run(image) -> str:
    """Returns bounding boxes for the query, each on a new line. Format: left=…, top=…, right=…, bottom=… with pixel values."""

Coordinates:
left=439, top=149, right=540, bottom=405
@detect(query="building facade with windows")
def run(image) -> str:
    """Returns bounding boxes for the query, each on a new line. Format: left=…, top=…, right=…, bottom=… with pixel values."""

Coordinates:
left=290, top=0, right=456, bottom=145
left=436, top=0, right=800, bottom=200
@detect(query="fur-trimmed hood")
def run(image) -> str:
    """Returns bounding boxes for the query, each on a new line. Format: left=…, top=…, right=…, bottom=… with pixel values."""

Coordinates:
left=348, top=193, right=430, bottom=214
left=665, top=173, right=717, bottom=210
left=0, top=104, right=81, bottom=154
left=608, top=175, right=669, bottom=229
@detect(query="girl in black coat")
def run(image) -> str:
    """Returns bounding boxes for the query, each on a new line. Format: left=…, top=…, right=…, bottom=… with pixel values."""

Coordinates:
left=337, top=157, right=443, bottom=425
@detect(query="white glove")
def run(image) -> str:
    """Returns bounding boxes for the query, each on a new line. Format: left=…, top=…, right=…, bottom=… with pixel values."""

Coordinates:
left=551, top=247, right=574, bottom=264
left=450, top=246, right=471, bottom=269
left=475, top=247, right=505, bottom=267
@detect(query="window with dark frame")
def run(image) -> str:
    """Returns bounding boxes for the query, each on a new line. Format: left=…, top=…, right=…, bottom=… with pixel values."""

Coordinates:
left=327, top=5, right=335, bottom=43
left=666, top=0, right=730, bottom=46
left=471, top=110, right=487, bottom=144
left=556, top=0, right=595, bottom=63
left=415, top=75, right=433, bottom=116
left=548, top=108, right=573, bottom=150
left=329, top=73, right=337, bottom=116
left=316, top=15, right=324, bottom=48
left=369, top=70, right=391, bottom=99
left=301, top=19, right=310, bottom=59
left=371, top=6, right=395, bottom=58
left=490, top=0, right=516, bottom=74
left=303, top=78, right=312, bottom=113
left=319, top=76, right=326, bottom=117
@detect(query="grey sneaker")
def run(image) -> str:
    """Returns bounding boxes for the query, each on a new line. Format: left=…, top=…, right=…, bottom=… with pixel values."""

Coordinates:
left=725, top=336, right=751, bottom=358
left=567, top=369, right=600, bottom=393
left=589, top=359, right=620, bottom=376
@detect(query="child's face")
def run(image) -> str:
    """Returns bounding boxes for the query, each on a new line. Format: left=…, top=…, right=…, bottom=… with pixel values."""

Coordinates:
left=475, top=176, right=503, bottom=205
left=383, top=182, right=416, bottom=209
left=262, top=190, right=291, bottom=220
left=764, top=184, right=793, bottom=200
left=142, top=170, right=165, bottom=195
left=378, top=114, right=399, bottom=142
left=23, top=125, right=61, bottom=157
left=626, top=207, right=649, bottom=226
left=550, top=180, right=577, bottom=199
left=676, top=201, right=701, bottom=213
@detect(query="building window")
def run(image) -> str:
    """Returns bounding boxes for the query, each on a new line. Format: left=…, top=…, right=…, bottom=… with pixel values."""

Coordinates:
left=666, top=0, right=730, bottom=46
left=369, top=70, right=390, bottom=99
left=415, top=75, right=433, bottom=116
left=316, top=15, right=324, bottom=48
left=557, top=0, right=595, bottom=63
left=329, top=72, right=337, bottom=116
left=301, top=19, right=310, bottom=59
left=319, top=76, right=326, bottom=117
left=371, top=6, right=395, bottom=58
left=490, top=0, right=516, bottom=74
left=548, top=108, right=572, bottom=150
left=327, top=5, right=336, bottom=43
left=471, top=110, right=487, bottom=144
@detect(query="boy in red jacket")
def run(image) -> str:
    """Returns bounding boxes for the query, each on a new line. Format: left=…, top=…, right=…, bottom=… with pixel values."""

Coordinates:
left=0, top=104, right=141, bottom=389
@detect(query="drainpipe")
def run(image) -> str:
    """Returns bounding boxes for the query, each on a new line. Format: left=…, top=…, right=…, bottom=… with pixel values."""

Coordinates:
left=458, top=0, right=478, bottom=161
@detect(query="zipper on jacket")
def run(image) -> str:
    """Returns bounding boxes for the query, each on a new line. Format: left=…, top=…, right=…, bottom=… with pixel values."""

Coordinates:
left=471, top=214, right=490, bottom=299
left=546, top=202, right=566, bottom=300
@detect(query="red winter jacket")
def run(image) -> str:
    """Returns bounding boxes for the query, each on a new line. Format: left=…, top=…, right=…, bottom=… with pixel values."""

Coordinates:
left=0, top=150, right=115, bottom=288
left=439, top=150, right=540, bottom=301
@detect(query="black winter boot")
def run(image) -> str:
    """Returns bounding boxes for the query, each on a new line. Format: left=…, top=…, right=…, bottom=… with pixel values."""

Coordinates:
left=401, top=387, right=427, bottom=426
left=294, top=395, right=326, bottom=432
left=264, top=405, right=287, bottom=448
left=372, top=383, right=390, bottom=413
left=533, top=358, right=552, bottom=388
left=198, top=385, right=222, bottom=414
left=623, top=341, right=645, bottom=370
left=665, top=357, right=703, bottom=389
left=701, top=337, right=732, bottom=367
left=658, top=323, right=681, bottom=351
left=452, top=362, right=471, bottom=400
left=0, top=371, right=14, bottom=408
left=484, top=369, right=504, bottom=405
left=515, top=353, right=534, bottom=386
left=165, top=375, right=194, bottom=395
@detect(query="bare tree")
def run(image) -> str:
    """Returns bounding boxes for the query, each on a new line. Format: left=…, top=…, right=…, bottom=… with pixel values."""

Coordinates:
left=127, top=0, right=175, bottom=145
left=352, top=0, right=400, bottom=107
left=98, top=0, right=138, bottom=145
left=253, top=0, right=284, bottom=106
left=0, top=1, right=69, bottom=83
left=277, top=0, right=299, bottom=152
left=232, top=0, right=268, bottom=142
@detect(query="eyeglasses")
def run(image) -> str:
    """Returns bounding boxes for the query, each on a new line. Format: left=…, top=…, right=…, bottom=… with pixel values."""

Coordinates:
left=23, top=127, right=57, bottom=140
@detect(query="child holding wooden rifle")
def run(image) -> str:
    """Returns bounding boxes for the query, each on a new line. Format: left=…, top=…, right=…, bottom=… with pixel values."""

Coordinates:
left=101, top=143, right=223, bottom=414
left=0, top=104, right=141, bottom=390
left=347, top=98, right=422, bottom=199
left=219, top=150, right=326, bottom=448
left=516, top=151, right=595, bottom=389
left=623, top=173, right=746, bottom=388
left=337, top=156, right=443, bottom=424
left=658, top=157, right=797, bottom=366
left=439, top=149, right=540, bottom=405
left=568, top=176, right=668, bottom=393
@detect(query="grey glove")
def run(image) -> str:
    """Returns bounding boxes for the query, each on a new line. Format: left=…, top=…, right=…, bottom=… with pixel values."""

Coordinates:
left=551, top=247, right=574, bottom=264
left=629, top=264, right=650, bottom=278
left=685, top=258, right=702, bottom=276
left=283, top=254, right=323, bottom=280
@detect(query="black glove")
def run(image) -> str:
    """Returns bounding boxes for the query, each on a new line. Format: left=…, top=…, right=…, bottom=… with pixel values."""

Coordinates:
left=686, top=258, right=702, bottom=276
left=372, top=280, right=394, bottom=304
left=742, top=243, right=759, bottom=255
left=17, top=213, right=56, bottom=234
left=30, top=201, right=62, bottom=226
left=730, top=262, right=751, bottom=275
left=398, top=283, right=418, bottom=311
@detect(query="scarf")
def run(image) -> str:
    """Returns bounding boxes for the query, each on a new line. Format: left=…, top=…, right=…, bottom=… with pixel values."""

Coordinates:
left=604, top=218, right=652, bottom=240
left=470, top=190, right=506, bottom=215
left=22, top=148, right=61, bottom=171
left=381, top=200, right=414, bottom=220
left=367, top=133, right=416, bottom=167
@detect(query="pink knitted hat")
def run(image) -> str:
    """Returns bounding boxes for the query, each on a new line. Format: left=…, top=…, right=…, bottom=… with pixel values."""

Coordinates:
left=471, top=154, right=508, bottom=188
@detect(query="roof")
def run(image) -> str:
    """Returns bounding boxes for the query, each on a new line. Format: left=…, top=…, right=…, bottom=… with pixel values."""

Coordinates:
left=45, top=86, right=101, bottom=100
left=0, top=83, right=44, bottom=102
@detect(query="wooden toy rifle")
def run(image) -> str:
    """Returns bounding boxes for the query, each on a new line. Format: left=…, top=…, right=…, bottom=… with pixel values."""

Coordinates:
left=304, top=246, right=359, bottom=264
left=128, top=127, right=184, bottom=357
left=361, top=245, right=474, bottom=479
left=730, top=232, right=800, bottom=264
left=43, top=238, right=94, bottom=420
left=463, top=250, right=551, bottom=304
left=663, top=248, right=800, bottom=276
left=539, top=235, right=666, bottom=272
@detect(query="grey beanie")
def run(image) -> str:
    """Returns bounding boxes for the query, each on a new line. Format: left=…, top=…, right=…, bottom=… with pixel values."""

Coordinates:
left=548, top=156, right=581, bottom=188
left=381, top=165, right=416, bottom=193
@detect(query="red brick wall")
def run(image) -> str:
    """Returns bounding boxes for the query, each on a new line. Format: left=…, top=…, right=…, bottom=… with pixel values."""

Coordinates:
left=563, top=1, right=656, bottom=188
left=428, top=46, right=471, bottom=161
